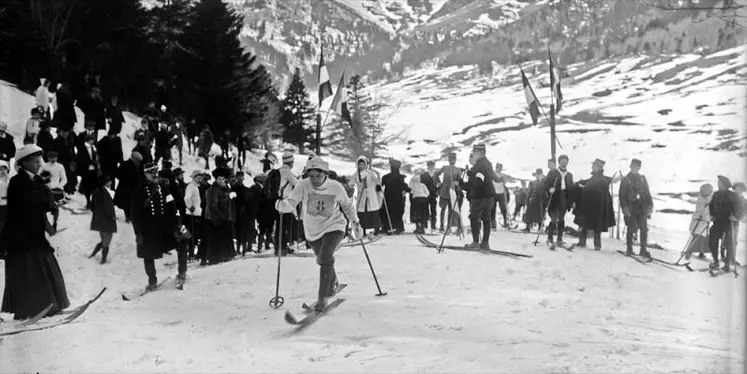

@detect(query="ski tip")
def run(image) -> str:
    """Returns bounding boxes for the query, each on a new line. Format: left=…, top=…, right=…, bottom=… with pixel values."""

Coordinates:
left=284, top=311, right=299, bottom=325
left=121, top=294, right=129, bottom=301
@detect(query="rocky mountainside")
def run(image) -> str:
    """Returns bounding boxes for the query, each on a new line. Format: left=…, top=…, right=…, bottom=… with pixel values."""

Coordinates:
left=229, top=0, right=745, bottom=92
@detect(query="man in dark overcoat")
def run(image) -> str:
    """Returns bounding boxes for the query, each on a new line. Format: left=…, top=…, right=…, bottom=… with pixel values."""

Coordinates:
left=572, top=158, right=617, bottom=250
left=130, top=162, right=178, bottom=290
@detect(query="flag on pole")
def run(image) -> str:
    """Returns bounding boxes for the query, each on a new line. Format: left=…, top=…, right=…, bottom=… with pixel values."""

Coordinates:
left=548, top=50, right=563, bottom=113
left=520, top=68, right=541, bottom=126
left=330, top=72, right=352, bottom=126
left=318, top=48, right=333, bottom=105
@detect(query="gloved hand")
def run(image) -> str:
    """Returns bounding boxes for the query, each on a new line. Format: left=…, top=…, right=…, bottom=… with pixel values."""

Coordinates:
left=549, top=187, right=556, bottom=194
left=229, top=191, right=237, bottom=199
left=622, top=206, right=631, bottom=218
left=351, top=221, right=364, bottom=239
left=475, top=172, right=484, bottom=181
left=375, top=185, right=382, bottom=192
left=189, top=206, right=195, bottom=213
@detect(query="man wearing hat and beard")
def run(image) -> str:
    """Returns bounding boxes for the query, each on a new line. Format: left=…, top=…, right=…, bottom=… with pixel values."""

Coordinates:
left=572, top=159, right=620, bottom=250
left=1, top=144, right=70, bottom=319
left=380, top=158, right=408, bottom=234
left=434, top=152, right=463, bottom=233
left=708, top=175, right=744, bottom=271
left=619, top=158, right=654, bottom=258
left=276, top=156, right=361, bottom=312
left=130, top=162, right=179, bottom=291
left=463, top=144, right=500, bottom=249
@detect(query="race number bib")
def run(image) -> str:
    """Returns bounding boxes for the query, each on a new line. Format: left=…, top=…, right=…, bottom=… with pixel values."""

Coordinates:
left=307, top=193, right=336, bottom=217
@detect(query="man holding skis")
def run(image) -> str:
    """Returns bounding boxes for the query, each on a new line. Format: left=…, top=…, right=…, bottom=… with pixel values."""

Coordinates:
left=275, top=157, right=361, bottom=312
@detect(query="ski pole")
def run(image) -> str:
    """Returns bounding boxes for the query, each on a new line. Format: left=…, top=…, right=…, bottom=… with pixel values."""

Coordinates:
left=269, top=211, right=284, bottom=308
left=355, top=229, right=387, bottom=296
left=381, top=194, right=396, bottom=234
left=674, top=214, right=706, bottom=265
left=534, top=177, right=558, bottom=246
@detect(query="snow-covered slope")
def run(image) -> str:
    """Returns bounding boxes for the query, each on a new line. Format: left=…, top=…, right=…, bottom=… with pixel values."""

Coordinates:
left=361, top=46, right=747, bottom=239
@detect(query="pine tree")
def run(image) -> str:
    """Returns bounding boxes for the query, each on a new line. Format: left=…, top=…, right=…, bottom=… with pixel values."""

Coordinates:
left=280, top=68, right=315, bottom=153
left=180, top=0, right=254, bottom=137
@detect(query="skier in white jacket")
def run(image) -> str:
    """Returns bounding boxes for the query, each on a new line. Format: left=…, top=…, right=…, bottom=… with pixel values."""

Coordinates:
left=276, top=157, right=361, bottom=312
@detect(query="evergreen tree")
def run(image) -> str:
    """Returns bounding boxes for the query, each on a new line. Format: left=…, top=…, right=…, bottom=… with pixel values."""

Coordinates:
left=180, top=0, right=255, bottom=137
left=280, top=68, right=315, bottom=153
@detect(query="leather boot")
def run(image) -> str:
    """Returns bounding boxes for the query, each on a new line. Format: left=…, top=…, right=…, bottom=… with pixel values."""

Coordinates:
left=89, top=243, right=102, bottom=259
left=480, top=221, right=491, bottom=250
left=316, top=266, right=335, bottom=312
left=100, top=246, right=109, bottom=264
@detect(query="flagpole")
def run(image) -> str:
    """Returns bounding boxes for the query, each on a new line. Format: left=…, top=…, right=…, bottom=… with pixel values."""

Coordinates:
left=316, top=6, right=325, bottom=156
left=517, top=64, right=563, bottom=151
left=548, top=47, right=557, bottom=163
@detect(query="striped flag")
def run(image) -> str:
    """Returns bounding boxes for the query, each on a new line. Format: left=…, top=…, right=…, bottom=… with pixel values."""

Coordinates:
left=520, top=68, right=541, bottom=126
left=549, top=50, right=563, bottom=113
left=317, top=48, right=333, bottom=105
left=330, top=72, right=352, bottom=126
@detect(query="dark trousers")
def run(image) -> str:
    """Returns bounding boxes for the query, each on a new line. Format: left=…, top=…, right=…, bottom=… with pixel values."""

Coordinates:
left=186, top=215, right=202, bottom=255
left=176, top=241, right=188, bottom=275
left=309, top=230, right=345, bottom=299
left=709, top=221, right=734, bottom=264
left=491, top=193, right=509, bottom=228
left=578, top=228, right=602, bottom=249
left=625, top=213, right=649, bottom=251
left=548, top=194, right=568, bottom=241
left=275, top=212, right=295, bottom=251
left=238, top=149, right=246, bottom=169
left=144, top=259, right=157, bottom=284
left=427, top=198, right=437, bottom=229
left=513, top=202, right=525, bottom=219
left=468, top=197, right=494, bottom=244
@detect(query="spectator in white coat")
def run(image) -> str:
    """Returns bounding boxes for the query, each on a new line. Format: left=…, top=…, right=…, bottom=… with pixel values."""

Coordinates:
left=35, top=79, right=52, bottom=119
left=41, top=150, right=67, bottom=231
left=184, top=170, right=204, bottom=257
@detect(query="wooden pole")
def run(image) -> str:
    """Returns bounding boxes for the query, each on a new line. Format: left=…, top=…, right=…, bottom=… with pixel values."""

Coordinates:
left=550, top=103, right=557, bottom=162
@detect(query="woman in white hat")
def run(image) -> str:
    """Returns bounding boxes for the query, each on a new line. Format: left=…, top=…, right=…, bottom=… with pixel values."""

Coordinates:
left=276, top=157, right=361, bottom=312
left=1, top=144, right=70, bottom=320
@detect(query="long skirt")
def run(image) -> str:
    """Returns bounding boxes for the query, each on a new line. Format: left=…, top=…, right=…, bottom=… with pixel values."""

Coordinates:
left=357, top=210, right=382, bottom=230
left=2, top=247, right=70, bottom=319
left=206, top=220, right=235, bottom=264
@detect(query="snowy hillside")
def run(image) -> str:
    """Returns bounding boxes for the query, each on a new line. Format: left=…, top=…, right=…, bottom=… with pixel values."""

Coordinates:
left=360, top=46, right=747, bottom=240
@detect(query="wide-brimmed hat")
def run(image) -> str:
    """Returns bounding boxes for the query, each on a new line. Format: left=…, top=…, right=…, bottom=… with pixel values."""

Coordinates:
left=16, top=144, right=44, bottom=162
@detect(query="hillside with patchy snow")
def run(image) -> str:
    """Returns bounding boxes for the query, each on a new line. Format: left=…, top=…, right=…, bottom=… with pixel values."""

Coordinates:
left=345, top=46, right=747, bottom=237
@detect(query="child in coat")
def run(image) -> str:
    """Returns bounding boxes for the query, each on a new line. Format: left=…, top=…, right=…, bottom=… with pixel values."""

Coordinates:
left=685, top=183, right=712, bottom=260
left=409, top=170, right=430, bottom=234
left=89, top=175, right=117, bottom=264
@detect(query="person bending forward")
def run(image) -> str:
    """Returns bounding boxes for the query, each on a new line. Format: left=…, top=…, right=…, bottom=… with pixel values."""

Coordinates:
left=275, top=157, right=361, bottom=312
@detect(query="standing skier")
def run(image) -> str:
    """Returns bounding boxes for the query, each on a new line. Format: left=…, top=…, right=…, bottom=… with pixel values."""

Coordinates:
left=434, top=152, right=463, bottom=233
left=523, top=169, right=546, bottom=232
left=275, top=157, right=361, bottom=312
left=425, top=161, right=440, bottom=231
left=544, top=155, right=574, bottom=247
left=1, top=144, right=70, bottom=319
left=619, top=158, right=654, bottom=258
left=708, top=175, right=743, bottom=270
left=491, top=163, right=511, bottom=230
left=463, top=144, right=499, bottom=249
left=380, top=158, right=407, bottom=234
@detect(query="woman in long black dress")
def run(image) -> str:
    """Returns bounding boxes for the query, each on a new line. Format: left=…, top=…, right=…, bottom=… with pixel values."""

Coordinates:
left=1, top=144, right=70, bottom=319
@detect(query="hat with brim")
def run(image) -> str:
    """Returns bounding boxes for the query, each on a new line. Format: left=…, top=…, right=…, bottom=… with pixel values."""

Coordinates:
left=190, top=170, right=203, bottom=179
left=472, top=144, right=486, bottom=152
left=16, top=144, right=44, bottom=162
left=212, top=167, right=231, bottom=179
left=631, top=158, right=642, bottom=167
left=717, top=175, right=732, bottom=189
left=592, top=158, right=605, bottom=168
left=173, top=168, right=184, bottom=176
left=533, top=168, right=543, bottom=176
left=305, top=157, right=330, bottom=172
